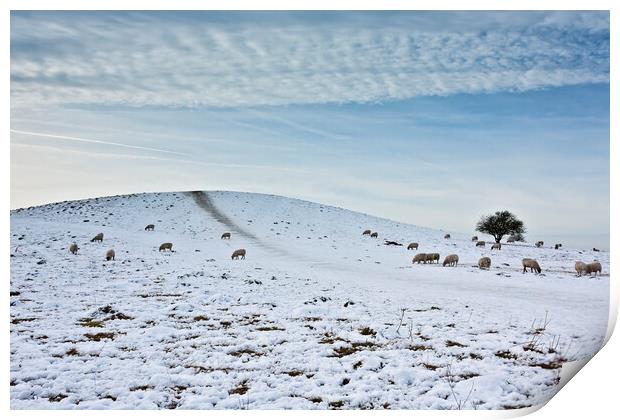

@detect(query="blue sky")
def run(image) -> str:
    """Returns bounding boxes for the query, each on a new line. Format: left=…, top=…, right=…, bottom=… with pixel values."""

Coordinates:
left=10, top=11, right=610, bottom=248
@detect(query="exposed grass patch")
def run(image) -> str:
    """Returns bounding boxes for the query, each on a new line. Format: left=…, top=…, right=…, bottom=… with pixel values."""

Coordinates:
left=228, top=348, right=263, bottom=357
left=445, top=340, right=466, bottom=348
left=285, top=370, right=304, bottom=377
left=469, top=353, right=484, bottom=360
left=220, top=320, right=232, bottom=328
left=306, top=396, right=323, bottom=403
left=331, top=341, right=375, bottom=357
left=11, top=317, right=36, bottom=325
left=331, top=346, right=359, bottom=357
left=459, top=372, right=480, bottom=380
left=137, top=293, right=182, bottom=298
left=319, top=333, right=348, bottom=344
left=529, top=359, right=565, bottom=370
left=353, top=360, right=363, bottom=369
left=84, top=332, right=116, bottom=341
left=502, top=403, right=532, bottom=410
left=193, top=315, right=209, bottom=321
left=329, top=400, right=345, bottom=409
left=422, top=363, right=441, bottom=371
left=104, top=312, right=133, bottom=321
left=79, top=318, right=105, bottom=328
left=229, top=380, right=249, bottom=395
left=65, top=347, right=80, bottom=356
left=48, top=393, right=68, bottom=402
left=256, top=325, right=285, bottom=331
left=409, top=344, right=433, bottom=351
left=358, top=327, right=376, bottom=336
left=130, top=385, right=153, bottom=392
left=495, top=350, right=518, bottom=360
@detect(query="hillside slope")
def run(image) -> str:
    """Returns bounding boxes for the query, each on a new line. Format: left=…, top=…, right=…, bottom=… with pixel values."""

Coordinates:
left=10, top=191, right=609, bottom=409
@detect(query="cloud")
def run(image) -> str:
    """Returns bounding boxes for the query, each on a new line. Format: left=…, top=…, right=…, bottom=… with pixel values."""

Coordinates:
left=10, top=11, right=609, bottom=109
left=10, top=129, right=187, bottom=156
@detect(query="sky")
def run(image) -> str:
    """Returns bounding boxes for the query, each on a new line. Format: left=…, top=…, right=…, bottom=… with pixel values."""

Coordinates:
left=10, top=11, right=610, bottom=249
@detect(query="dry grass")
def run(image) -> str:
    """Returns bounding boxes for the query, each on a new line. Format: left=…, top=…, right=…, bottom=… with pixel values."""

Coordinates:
left=84, top=332, right=116, bottom=341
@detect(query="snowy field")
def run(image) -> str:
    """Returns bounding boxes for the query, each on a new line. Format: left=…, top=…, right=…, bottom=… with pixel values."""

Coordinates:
left=10, top=191, right=609, bottom=409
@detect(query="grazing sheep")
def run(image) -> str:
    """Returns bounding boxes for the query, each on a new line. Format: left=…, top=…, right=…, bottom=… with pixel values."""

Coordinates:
left=407, top=242, right=419, bottom=250
left=491, top=243, right=502, bottom=250
left=535, top=241, right=544, bottom=248
left=443, top=254, right=459, bottom=267
left=585, top=261, right=602, bottom=277
left=444, top=234, right=451, bottom=239
left=144, top=224, right=155, bottom=231
left=105, top=249, right=115, bottom=261
left=575, top=261, right=587, bottom=277
left=478, top=257, right=491, bottom=270
left=159, top=242, right=173, bottom=252
left=231, top=249, right=246, bottom=260
left=412, top=253, right=427, bottom=264
left=554, top=243, right=562, bottom=250
left=426, top=253, right=440, bottom=264
left=522, top=258, right=542, bottom=274
left=90, top=233, right=104, bottom=243
left=362, top=229, right=372, bottom=236
left=221, top=232, right=231, bottom=240
left=507, top=236, right=515, bottom=243
left=69, top=243, right=79, bottom=255
left=475, top=240, right=486, bottom=247
left=370, top=232, right=378, bottom=238
left=471, top=236, right=478, bottom=242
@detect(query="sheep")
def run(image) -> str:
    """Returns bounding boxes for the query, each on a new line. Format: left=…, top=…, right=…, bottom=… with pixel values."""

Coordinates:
left=221, top=232, right=231, bottom=240
left=144, top=224, right=155, bottom=231
left=407, top=242, right=419, bottom=250
left=593, top=247, right=600, bottom=252
left=491, top=243, right=502, bottom=250
left=554, top=243, right=562, bottom=250
left=370, top=232, right=378, bottom=238
left=69, top=243, right=79, bottom=255
left=471, top=236, right=478, bottom=242
left=105, top=249, right=115, bottom=261
left=444, top=234, right=451, bottom=239
left=507, top=236, right=515, bottom=243
left=442, top=254, right=459, bottom=267
left=522, top=258, right=542, bottom=274
left=426, top=253, right=440, bottom=264
left=535, top=241, right=544, bottom=248
left=475, top=240, right=486, bottom=247
left=90, top=233, right=104, bottom=243
left=575, top=261, right=587, bottom=277
left=159, top=242, right=173, bottom=252
left=362, top=229, right=372, bottom=236
left=412, top=253, right=427, bottom=264
left=231, top=249, right=246, bottom=260
left=478, top=256, right=491, bottom=270
left=585, top=261, right=602, bottom=277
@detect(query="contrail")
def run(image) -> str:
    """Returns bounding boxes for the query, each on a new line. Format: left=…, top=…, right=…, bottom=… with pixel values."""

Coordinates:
left=10, top=129, right=187, bottom=156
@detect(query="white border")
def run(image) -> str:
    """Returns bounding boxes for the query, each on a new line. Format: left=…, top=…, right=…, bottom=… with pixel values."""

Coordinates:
left=3, top=1, right=616, bottom=419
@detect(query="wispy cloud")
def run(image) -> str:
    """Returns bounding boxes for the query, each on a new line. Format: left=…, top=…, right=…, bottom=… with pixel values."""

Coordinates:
left=10, top=11, right=609, bottom=109
left=10, top=129, right=187, bottom=156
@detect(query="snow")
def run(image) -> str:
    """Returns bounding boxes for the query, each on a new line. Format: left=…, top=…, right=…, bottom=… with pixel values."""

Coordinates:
left=10, top=191, right=609, bottom=409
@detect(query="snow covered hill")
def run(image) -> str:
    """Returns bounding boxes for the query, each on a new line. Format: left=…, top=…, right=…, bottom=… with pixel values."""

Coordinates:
left=10, top=191, right=610, bottom=409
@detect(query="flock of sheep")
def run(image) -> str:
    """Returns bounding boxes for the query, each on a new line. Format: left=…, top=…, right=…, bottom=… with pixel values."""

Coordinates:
left=68, top=225, right=247, bottom=261
left=65, top=216, right=601, bottom=278
left=362, top=229, right=603, bottom=277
